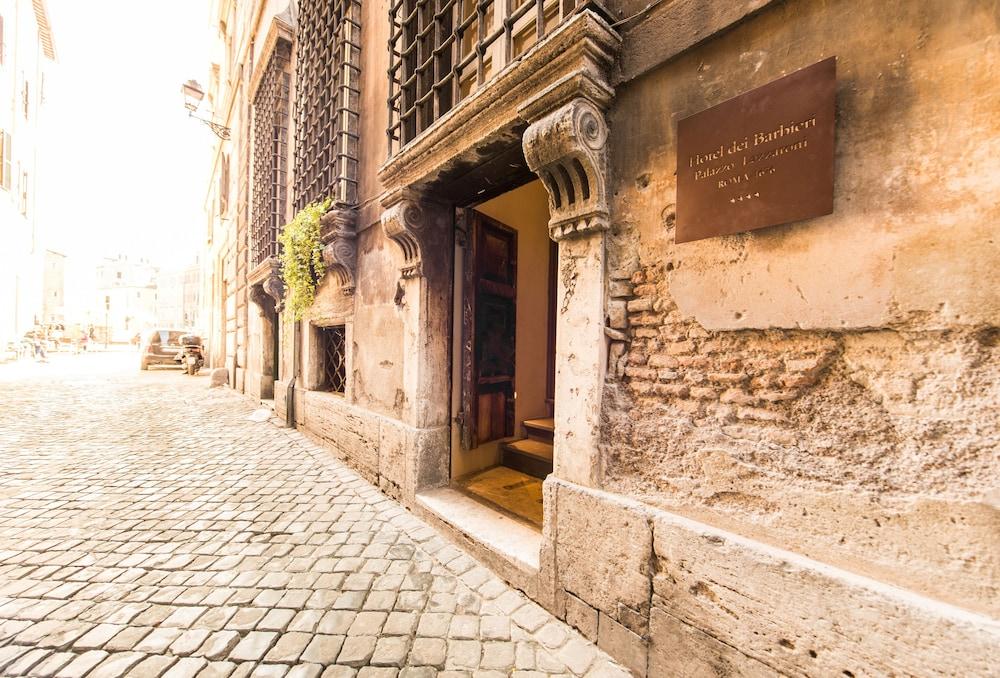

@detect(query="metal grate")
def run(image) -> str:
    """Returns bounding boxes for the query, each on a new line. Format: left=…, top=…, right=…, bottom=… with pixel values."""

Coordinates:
left=251, top=40, right=291, bottom=269
left=320, top=326, right=347, bottom=393
left=294, top=0, right=362, bottom=211
left=387, top=0, right=578, bottom=156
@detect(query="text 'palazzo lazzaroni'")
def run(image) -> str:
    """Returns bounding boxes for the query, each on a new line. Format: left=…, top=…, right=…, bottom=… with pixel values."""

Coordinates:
left=197, top=1, right=1000, bottom=675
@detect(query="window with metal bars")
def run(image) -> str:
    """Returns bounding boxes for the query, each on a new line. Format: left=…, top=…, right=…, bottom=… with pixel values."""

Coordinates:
left=251, top=39, right=291, bottom=269
left=387, top=0, right=578, bottom=156
left=319, top=325, right=347, bottom=393
left=293, top=0, right=362, bottom=212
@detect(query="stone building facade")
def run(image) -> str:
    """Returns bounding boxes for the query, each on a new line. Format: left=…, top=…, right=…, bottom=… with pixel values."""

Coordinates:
left=0, top=0, right=56, bottom=347
left=203, top=1, right=1000, bottom=675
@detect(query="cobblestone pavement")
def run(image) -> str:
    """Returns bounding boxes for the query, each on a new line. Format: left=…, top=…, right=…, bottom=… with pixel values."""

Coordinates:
left=0, top=353, right=627, bottom=678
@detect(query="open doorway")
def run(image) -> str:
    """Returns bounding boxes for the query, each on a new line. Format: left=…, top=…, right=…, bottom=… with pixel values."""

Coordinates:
left=450, top=180, right=555, bottom=529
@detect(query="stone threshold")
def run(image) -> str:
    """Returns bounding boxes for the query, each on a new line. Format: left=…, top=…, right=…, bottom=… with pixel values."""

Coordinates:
left=416, top=486, right=542, bottom=588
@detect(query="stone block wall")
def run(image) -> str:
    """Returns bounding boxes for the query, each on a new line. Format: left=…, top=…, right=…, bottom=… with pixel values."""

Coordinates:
left=548, top=479, right=1000, bottom=677
left=562, top=0, right=1000, bottom=674
left=596, top=0, right=999, bottom=624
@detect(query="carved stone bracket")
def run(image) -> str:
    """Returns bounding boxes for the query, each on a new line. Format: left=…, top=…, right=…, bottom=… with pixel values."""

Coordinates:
left=381, top=189, right=438, bottom=279
left=523, top=98, right=611, bottom=241
left=320, top=206, right=358, bottom=295
left=249, top=284, right=272, bottom=311
left=249, top=257, right=285, bottom=310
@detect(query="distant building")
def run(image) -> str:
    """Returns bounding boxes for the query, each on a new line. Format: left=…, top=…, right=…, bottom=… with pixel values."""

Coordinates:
left=0, top=0, right=57, bottom=343
left=95, top=255, right=158, bottom=343
left=155, top=260, right=201, bottom=330
left=41, top=249, right=64, bottom=324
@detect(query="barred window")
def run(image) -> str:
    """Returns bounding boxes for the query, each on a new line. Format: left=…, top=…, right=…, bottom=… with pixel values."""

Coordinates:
left=293, top=0, right=362, bottom=211
left=319, top=326, right=347, bottom=394
left=387, top=0, right=578, bottom=156
left=251, top=39, right=291, bottom=268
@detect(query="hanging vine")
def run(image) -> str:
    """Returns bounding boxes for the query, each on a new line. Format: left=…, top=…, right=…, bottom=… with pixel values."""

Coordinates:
left=278, top=198, right=331, bottom=320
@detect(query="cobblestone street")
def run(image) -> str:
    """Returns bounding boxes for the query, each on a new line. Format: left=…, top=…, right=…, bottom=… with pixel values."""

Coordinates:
left=0, top=353, right=625, bottom=678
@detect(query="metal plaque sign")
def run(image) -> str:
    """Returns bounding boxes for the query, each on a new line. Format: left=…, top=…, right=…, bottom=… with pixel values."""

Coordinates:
left=675, top=56, right=836, bottom=244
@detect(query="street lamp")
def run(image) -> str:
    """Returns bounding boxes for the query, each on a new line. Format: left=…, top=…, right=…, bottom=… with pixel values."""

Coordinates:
left=181, top=79, right=231, bottom=140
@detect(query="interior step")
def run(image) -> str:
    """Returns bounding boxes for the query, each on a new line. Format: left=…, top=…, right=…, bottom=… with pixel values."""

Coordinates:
left=522, top=417, right=555, bottom=444
left=501, top=438, right=553, bottom=480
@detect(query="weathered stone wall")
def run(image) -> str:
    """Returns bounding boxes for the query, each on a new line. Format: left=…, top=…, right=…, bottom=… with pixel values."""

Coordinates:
left=348, top=224, right=406, bottom=419
left=591, top=0, right=999, bottom=649
left=295, top=388, right=447, bottom=503
left=548, top=479, right=1000, bottom=677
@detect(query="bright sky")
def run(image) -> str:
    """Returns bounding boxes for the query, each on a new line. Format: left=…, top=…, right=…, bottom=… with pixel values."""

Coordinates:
left=42, top=1, right=214, bottom=292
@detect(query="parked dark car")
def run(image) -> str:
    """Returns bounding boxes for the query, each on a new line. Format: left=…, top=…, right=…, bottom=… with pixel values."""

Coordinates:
left=139, top=329, right=189, bottom=370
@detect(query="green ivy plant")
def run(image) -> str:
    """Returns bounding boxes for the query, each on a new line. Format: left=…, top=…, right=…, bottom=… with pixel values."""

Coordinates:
left=278, top=198, right=331, bottom=320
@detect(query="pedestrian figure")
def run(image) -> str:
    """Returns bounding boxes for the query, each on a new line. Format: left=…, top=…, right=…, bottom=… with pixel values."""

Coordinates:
left=32, top=331, right=48, bottom=362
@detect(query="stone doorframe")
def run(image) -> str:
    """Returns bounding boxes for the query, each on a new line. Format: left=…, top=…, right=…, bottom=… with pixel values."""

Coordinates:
left=377, top=10, right=620, bottom=499
left=248, top=258, right=285, bottom=399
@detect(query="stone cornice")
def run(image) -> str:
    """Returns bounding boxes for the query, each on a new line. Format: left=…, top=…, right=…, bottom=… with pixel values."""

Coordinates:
left=247, top=257, right=279, bottom=288
left=377, top=10, right=620, bottom=193
left=248, top=14, right=294, bottom=102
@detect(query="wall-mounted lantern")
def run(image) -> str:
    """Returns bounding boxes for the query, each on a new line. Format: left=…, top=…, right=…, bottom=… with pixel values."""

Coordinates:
left=181, top=79, right=231, bottom=140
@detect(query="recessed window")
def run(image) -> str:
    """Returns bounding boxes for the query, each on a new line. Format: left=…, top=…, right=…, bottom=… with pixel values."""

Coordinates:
left=0, top=130, right=10, bottom=190
left=318, top=325, right=347, bottom=394
left=18, top=170, right=27, bottom=215
left=251, top=39, right=291, bottom=268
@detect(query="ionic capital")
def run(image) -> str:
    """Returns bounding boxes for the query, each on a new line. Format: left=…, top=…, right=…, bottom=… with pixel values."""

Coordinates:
left=381, top=189, right=446, bottom=279
left=523, top=97, right=611, bottom=241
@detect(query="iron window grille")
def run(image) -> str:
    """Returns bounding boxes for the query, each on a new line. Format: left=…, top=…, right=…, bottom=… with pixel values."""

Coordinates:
left=293, top=0, right=362, bottom=211
left=251, top=39, right=291, bottom=269
left=387, top=0, right=579, bottom=156
left=320, top=325, right=347, bottom=393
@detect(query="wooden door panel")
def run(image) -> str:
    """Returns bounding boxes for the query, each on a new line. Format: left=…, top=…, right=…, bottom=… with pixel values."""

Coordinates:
left=460, top=211, right=518, bottom=449
left=458, top=209, right=476, bottom=451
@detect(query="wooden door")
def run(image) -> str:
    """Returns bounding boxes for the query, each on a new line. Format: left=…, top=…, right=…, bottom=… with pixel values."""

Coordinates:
left=459, top=212, right=517, bottom=450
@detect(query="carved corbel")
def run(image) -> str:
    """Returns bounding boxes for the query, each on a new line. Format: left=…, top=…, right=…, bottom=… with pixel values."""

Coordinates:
left=249, top=283, right=273, bottom=311
left=263, top=271, right=285, bottom=309
left=249, top=258, right=285, bottom=310
left=522, top=98, right=611, bottom=241
left=381, top=189, right=435, bottom=279
left=320, top=206, right=358, bottom=295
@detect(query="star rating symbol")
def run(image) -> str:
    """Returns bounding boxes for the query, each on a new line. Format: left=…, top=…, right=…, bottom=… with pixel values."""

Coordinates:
left=730, top=191, right=761, bottom=204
